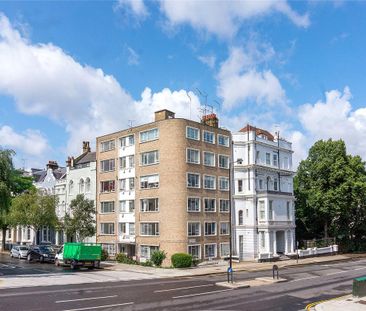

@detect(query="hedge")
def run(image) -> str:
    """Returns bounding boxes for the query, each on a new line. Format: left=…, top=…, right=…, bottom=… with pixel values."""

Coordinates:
left=171, top=253, right=192, bottom=268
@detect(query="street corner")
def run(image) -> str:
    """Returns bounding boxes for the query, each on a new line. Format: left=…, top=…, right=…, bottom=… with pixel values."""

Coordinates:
left=215, top=281, right=250, bottom=289
left=305, top=294, right=364, bottom=311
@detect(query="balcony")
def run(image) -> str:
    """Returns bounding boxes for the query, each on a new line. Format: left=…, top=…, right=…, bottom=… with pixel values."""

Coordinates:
left=118, top=234, right=135, bottom=243
left=256, top=190, right=293, bottom=196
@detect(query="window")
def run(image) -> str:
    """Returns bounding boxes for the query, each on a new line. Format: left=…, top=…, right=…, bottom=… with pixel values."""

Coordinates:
left=140, top=174, right=159, bottom=189
left=269, top=200, right=273, bottom=220
left=204, top=198, right=216, bottom=212
left=259, top=179, right=263, bottom=190
left=238, top=210, right=243, bottom=225
left=204, top=175, right=216, bottom=190
left=187, top=222, right=200, bottom=236
left=27, top=227, right=31, bottom=240
left=260, top=231, right=265, bottom=248
left=69, top=180, right=74, bottom=194
left=187, top=198, right=200, bottom=212
left=140, top=128, right=159, bottom=143
left=100, top=159, right=115, bottom=172
left=187, top=173, right=200, bottom=188
left=100, top=140, right=115, bottom=152
left=120, top=135, right=134, bottom=147
left=100, top=180, right=115, bottom=193
left=119, top=178, right=133, bottom=191
left=203, top=131, right=215, bottom=144
left=79, top=179, right=84, bottom=193
left=205, top=222, right=216, bottom=235
left=42, top=226, right=51, bottom=242
left=119, top=223, right=126, bottom=234
left=120, top=157, right=126, bottom=169
left=265, top=153, right=271, bottom=165
left=219, top=199, right=229, bottom=213
left=220, top=222, right=229, bottom=235
left=203, top=152, right=215, bottom=167
left=187, top=149, right=200, bottom=164
left=287, top=201, right=291, bottom=220
left=186, top=126, right=199, bottom=140
left=238, top=180, right=243, bottom=192
left=256, top=151, right=260, bottom=162
left=246, top=209, right=249, bottom=218
left=219, top=177, right=229, bottom=191
left=140, top=223, right=159, bottom=236
left=188, top=245, right=201, bottom=259
left=274, top=178, right=278, bottom=191
left=218, top=155, right=229, bottom=169
left=140, top=198, right=159, bottom=212
left=220, top=243, right=230, bottom=257
left=120, top=200, right=134, bottom=213
left=140, top=150, right=159, bottom=166
left=284, top=157, right=289, bottom=169
left=140, top=245, right=159, bottom=259
left=120, top=178, right=126, bottom=191
left=101, top=201, right=115, bottom=213
left=218, top=134, right=229, bottom=147
left=100, top=223, right=115, bottom=235
left=205, top=244, right=216, bottom=258
left=259, top=200, right=265, bottom=220
left=102, top=244, right=116, bottom=257
left=85, top=178, right=91, bottom=192
left=128, top=155, right=135, bottom=168
left=129, top=223, right=135, bottom=235
left=273, top=154, right=278, bottom=167
left=129, top=178, right=135, bottom=190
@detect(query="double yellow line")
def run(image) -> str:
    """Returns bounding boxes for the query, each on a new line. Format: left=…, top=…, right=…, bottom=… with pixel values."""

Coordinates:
left=305, top=294, right=351, bottom=310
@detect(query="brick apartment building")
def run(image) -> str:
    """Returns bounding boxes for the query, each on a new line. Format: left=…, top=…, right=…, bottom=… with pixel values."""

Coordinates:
left=96, top=109, right=232, bottom=264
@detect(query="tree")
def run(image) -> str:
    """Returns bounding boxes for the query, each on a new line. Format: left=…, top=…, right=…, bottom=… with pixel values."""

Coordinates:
left=295, top=139, right=366, bottom=249
left=63, top=194, right=95, bottom=242
left=10, top=188, right=59, bottom=244
left=0, top=148, right=14, bottom=250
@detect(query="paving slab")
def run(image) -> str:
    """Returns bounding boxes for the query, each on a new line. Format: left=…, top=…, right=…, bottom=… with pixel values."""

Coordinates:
left=313, top=295, right=366, bottom=311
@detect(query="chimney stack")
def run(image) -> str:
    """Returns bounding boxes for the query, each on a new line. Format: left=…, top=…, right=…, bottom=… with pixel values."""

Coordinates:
left=201, top=113, right=219, bottom=128
left=46, top=160, right=59, bottom=170
left=82, top=141, right=91, bottom=153
left=154, top=109, right=175, bottom=122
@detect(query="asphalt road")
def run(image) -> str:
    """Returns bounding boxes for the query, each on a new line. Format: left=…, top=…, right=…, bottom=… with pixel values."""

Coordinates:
left=1, top=255, right=365, bottom=311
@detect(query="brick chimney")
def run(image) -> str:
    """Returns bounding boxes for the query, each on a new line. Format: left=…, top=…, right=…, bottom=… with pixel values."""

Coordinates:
left=154, top=109, right=175, bottom=122
left=82, top=141, right=91, bottom=153
left=46, top=160, right=59, bottom=170
left=201, top=113, right=219, bottom=128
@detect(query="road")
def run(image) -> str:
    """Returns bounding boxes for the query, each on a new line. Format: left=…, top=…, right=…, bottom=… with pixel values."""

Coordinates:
left=0, top=254, right=365, bottom=311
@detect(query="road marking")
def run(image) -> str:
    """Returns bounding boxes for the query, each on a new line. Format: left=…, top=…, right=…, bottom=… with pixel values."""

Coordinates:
left=290, top=276, right=319, bottom=282
left=173, top=289, right=233, bottom=299
left=154, top=284, right=214, bottom=293
left=326, top=267, right=366, bottom=276
left=56, top=295, right=117, bottom=303
left=62, top=302, right=134, bottom=311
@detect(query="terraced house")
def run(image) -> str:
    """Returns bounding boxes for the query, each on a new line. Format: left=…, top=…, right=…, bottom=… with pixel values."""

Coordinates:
left=96, top=110, right=232, bottom=264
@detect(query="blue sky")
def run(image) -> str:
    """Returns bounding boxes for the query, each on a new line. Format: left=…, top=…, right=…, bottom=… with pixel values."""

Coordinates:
left=1, top=0, right=366, bottom=169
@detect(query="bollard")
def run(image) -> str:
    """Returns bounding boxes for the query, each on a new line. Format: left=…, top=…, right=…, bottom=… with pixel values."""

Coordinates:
left=272, top=264, right=279, bottom=280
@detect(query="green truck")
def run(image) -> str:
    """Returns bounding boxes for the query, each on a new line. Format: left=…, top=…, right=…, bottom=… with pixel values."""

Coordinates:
left=55, top=243, right=102, bottom=270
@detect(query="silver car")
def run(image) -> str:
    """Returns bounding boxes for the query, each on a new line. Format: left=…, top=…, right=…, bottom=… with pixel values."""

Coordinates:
left=10, top=245, right=29, bottom=259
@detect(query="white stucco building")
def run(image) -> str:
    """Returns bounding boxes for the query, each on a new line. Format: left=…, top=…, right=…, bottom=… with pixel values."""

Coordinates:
left=233, top=125, right=295, bottom=261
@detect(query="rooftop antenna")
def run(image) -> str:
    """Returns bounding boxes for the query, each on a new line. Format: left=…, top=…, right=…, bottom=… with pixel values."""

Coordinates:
left=214, top=100, right=221, bottom=111
left=186, top=91, right=192, bottom=120
left=128, top=120, right=135, bottom=129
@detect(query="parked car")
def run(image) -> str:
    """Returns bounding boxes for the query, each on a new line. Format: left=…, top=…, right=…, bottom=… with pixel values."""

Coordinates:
left=26, top=245, right=56, bottom=263
left=10, top=245, right=29, bottom=259
left=55, top=245, right=64, bottom=266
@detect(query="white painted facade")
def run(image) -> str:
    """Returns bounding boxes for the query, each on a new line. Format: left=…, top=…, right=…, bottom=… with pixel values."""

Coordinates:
left=233, top=127, right=296, bottom=260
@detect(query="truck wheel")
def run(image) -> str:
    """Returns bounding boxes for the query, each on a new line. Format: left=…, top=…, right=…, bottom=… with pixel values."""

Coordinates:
left=70, top=260, right=77, bottom=270
left=94, top=260, right=100, bottom=269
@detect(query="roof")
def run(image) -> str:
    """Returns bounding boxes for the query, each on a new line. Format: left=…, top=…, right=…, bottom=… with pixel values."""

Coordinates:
left=239, top=124, right=275, bottom=141
left=30, top=166, right=66, bottom=183
left=74, top=151, right=96, bottom=165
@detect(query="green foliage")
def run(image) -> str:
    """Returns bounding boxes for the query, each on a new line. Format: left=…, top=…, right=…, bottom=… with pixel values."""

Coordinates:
left=9, top=188, right=59, bottom=234
left=171, top=253, right=192, bottom=268
left=101, top=249, right=109, bottom=261
left=140, top=260, right=153, bottom=267
left=150, top=250, right=166, bottom=267
left=116, top=253, right=137, bottom=264
left=63, top=194, right=96, bottom=242
left=295, top=139, right=366, bottom=249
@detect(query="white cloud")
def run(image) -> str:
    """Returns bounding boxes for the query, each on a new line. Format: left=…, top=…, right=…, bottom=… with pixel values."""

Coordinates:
left=115, top=0, right=148, bottom=19
left=0, top=125, right=49, bottom=157
left=217, top=46, right=286, bottom=109
left=0, top=13, right=201, bottom=166
left=160, top=0, right=309, bottom=38
left=127, top=46, right=140, bottom=65
left=197, top=55, right=216, bottom=69
left=298, top=87, right=366, bottom=162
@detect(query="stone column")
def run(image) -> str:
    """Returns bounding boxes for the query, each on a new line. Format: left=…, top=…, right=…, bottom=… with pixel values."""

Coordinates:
left=55, top=231, right=59, bottom=246
left=285, top=230, right=289, bottom=254
left=273, top=231, right=277, bottom=255
left=265, top=231, right=271, bottom=253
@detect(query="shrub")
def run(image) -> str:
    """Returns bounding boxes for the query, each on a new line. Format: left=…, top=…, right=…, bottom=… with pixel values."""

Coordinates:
left=140, top=260, right=153, bottom=267
left=116, top=253, right=137, bottom=264
left=171, top=253, right=192, bottom=268
left=101, top=249, right=109, bottom=261
left=150, top=250, right=167, bottom=267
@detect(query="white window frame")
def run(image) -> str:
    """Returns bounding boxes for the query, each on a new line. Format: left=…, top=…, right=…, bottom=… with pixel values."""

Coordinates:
left=140, top=150, right=159, bottom=166
left=219, top=199, right=229, bottom=213
left=140, top=198, right=159, bottom=212
left=203, top=151, right=215, bottom=167
left=220, top=243, right=230, bottom=258
left=186, top=126, right=200, bottom=140
left=100, top=159, right=115, bottom=172
left=259, top=200, right=265, bottom=220
left=203, top=130, right=215, bottom=144
left=100, top=140, right=115, bottom=152
left=187, top=222, right=201, bottom=237
left=204, top=222, right=217, bottom=236
left=139, top=128, right=159, bottom=143
left=219, top=222, right=230, bottom=235
left=187, top=172, right=200, bottom=188
left=204, top=198, right=216, bottom=212
left=219, top=176, right=229, bottom=191
left=217, top=134, right=230, bottom=147
left=218, top=154, right=229, bottom=169
left=187, top=244, right=201, bottom=259
left=140, top=222, right=160, bottom=236
left=187, top=197, right=200, bottom=212
left=203, top=175, right=216, bottom=190
left=100, top=223, right=115, bottom=235
left=140, top=174, right=159, bottom=189
left=100, top=201, right=115, bottom=214
left=186, top=148, right=200, bottom=164
left=204, top=243, right=217, bottom=258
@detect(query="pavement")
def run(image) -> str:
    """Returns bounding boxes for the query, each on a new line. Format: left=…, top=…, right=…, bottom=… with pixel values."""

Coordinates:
left=308, top=294, right=366, bottom=310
